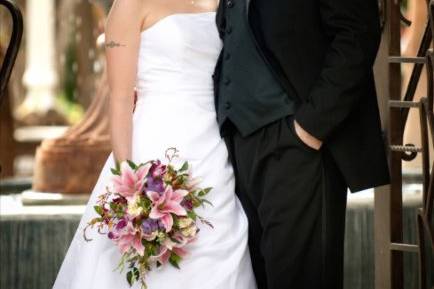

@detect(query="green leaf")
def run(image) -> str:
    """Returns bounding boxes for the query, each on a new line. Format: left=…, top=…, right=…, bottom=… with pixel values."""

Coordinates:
left=198, top=187, right=212, bottom=197
left=176, top=175, right=187, bottom=185
left=204, top=187, right=212, bottom=194
left=187, top=211, right=197, bottom=221
left=133, top=267, right=140, bottom=279
left=179, top=161, right=189, bottom=172
left=110, top=202, right=117, bottom=211
left=127, top=271, right=133, bottom=286
left=110, top=161, right=122, bottom=175
left=94, top=206, right=104, bottom=216
left=169, top=253, right=181, bottom=269
left=146, top=243, right=157, bottom=256
left=127, top=160, right=137, bottom=170
left=138, top=197, right=151, bottom=211
left=191, top=197, right=201, bottom=207
left=172, top=214, right=179, bottom=226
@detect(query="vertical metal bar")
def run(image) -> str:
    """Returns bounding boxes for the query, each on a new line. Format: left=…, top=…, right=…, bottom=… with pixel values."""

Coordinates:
left=401, top=23, right=432, bottom=110
left=419, top=98, right=430, bottom=205
left=375, top=1, right=404, bottom=288
left=388, top=0, right=405, bottom=282
left=417, top=213, right=427, bottom=289
left=426, top=161, right=434, bottom=231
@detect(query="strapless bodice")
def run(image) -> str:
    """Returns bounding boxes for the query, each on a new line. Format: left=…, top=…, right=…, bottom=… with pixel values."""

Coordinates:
left=135, top=12, right=222, bottom=99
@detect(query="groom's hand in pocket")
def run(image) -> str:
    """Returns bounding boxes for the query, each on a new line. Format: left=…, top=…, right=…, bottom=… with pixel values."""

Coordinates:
left=294, top=120, right=323, bottom=150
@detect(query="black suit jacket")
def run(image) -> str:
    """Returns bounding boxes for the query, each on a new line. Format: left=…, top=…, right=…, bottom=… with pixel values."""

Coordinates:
left=215, top=0, right=390, bottom=192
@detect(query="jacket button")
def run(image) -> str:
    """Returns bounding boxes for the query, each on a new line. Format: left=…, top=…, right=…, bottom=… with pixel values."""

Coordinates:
left=225, top=102, right=232, bottom=110
left=227, top=0, right=235, bottom=8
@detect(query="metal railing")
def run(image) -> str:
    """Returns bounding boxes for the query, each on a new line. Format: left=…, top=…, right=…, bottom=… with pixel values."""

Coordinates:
left=375, top=0, right=434, bottom=288
left=0, top=0, right=23, bottom=108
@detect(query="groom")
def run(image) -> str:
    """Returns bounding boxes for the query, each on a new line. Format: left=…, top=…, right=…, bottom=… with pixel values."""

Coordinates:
left=213, top=0, right=390, bottom=288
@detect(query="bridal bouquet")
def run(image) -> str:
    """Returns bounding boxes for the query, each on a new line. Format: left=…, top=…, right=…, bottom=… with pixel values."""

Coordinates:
left=84, top=148, right=213, bottom=288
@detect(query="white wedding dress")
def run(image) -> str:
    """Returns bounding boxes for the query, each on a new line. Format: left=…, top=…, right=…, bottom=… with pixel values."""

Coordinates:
left=52, top=12, right=257, bottom=289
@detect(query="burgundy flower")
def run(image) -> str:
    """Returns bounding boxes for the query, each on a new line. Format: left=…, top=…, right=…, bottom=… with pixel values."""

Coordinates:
left=149, top=160, right=167, bottom=178
left=181, top=199, right=193, bottom=211
left=112, top=196, right=127, bottom=205
left=116, top=218, right=128, bottom=230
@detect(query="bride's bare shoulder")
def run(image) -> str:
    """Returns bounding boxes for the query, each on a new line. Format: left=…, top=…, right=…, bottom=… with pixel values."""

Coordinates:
left=106, top=0, right=147, bottom=32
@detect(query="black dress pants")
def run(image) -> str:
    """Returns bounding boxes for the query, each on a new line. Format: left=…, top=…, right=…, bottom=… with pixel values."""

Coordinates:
left=224, top=116, right=348, bottom=289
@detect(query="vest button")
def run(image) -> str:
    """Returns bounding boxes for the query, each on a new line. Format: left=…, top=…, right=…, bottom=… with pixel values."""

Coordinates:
left=225, top=53, right=231, bottom=61
left=227, top=0, right=235, bottom=8
left=225, top=102, right=232, bottom=110
left=226, top=26, right=233, bottom=34
left=224, top=78, right=231, bottom=86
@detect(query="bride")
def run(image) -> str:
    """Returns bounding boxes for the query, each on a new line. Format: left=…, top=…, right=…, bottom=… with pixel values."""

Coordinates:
left=52, top=0, right=256, bottom=288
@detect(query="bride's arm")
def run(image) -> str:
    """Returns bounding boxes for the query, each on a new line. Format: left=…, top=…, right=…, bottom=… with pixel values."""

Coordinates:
left=105, top=0, right=144, bottom=163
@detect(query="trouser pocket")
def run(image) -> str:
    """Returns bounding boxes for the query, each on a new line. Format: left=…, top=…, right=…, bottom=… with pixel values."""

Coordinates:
left=284, top=115, right=320, bottom=153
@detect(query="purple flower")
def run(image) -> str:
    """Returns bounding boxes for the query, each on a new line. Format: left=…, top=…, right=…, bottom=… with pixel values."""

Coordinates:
left=141, top=219, right=163, bottom=234
left=146, top=176, right=165, bottom=193
left=157, top=219, right=166, bottom=230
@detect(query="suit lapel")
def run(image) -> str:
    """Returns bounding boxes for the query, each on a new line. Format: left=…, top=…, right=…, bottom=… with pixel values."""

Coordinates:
left=246, top=0, right=252, bottom=15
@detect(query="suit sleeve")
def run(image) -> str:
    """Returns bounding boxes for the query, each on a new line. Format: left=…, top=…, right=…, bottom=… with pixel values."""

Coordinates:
left=294, top=0, right=382, bottom=141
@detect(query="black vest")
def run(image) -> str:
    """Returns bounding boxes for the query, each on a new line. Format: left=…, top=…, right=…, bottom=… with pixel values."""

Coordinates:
left=216, top=0, right=296, bottom=137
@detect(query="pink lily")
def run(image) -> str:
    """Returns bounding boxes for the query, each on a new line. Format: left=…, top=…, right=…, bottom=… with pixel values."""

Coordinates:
left=112, top=162, right=151, bottom=199
left=152, top=238, right=189, bottom=265
left=157, top=246, right=188, bottom=265
left=114, top=222, right=145, bottom=256
left=147, top=186, right=188, bottom=232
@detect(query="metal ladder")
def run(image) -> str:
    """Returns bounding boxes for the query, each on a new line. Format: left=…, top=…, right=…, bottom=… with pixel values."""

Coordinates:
left=384, top=0, right=434, bottom=288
